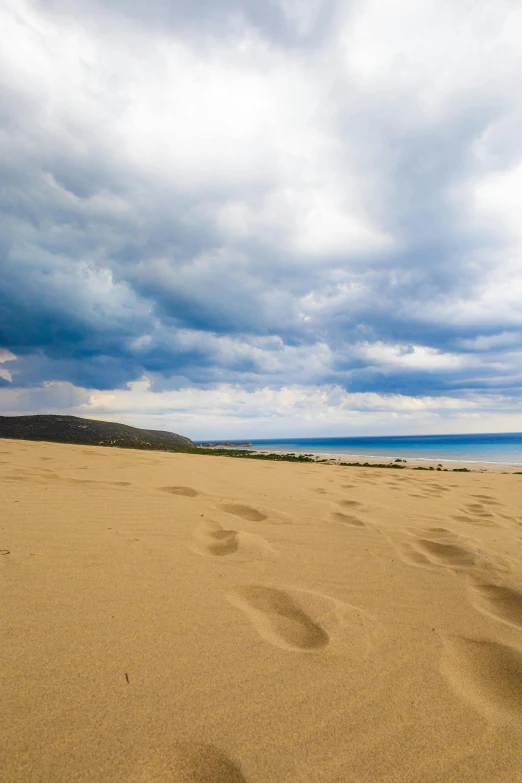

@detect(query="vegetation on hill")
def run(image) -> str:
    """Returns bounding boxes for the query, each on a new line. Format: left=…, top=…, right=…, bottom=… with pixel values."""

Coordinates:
left=0, top=415, right=195, bottom=451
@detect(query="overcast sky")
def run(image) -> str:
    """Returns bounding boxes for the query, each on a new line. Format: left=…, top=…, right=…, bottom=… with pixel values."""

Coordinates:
left=1, top=0, right=522, bottom=439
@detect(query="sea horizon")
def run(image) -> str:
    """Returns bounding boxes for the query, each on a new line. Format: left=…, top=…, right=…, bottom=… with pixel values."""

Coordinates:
left=197, top=431, right=522, bottom=465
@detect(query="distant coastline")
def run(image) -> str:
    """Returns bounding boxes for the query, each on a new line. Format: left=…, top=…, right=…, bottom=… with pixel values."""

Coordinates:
left=198, top=433, right=522, bottom=467
left=198, top=441, right=252, bottom=448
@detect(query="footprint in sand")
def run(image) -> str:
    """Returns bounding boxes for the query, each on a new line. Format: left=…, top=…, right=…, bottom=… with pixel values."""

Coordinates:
left=428, top=484, right=451, bottom=492
left=405, top=526, right=457, bottom=539
left=227, top=586, right=331, bottom=652
left=452, top=514, right=500, bottom=529
left=440, top=636, right=522, bottom=723
left=65, top=478, right=130, bottom=488
left=221, top=504, right=267, bottom=522
left=466, top=503, right=488, bottom=512
left=472, top=494, right=502, bottom=505
left=161, top=486, right=199, bottom=497
left=468, top=582, right=522, bottom=630
left=499, top=513, right=521, bottom=523
left=398, top=529, right=510, bottom=575
left=398, top=529, right=478, bottom=570
left=130, top=743, right=247, bottom=782
left=464, top=503, right=496, bottom=519
left=407, top=538, right=477, bottom=568
left=193, top=522, right=239, bottom=556
left=331, top=512, right=366, bottom=528
left=191, top=521, right=275, bottom=560
left=337, top=499, right=363, bottom=509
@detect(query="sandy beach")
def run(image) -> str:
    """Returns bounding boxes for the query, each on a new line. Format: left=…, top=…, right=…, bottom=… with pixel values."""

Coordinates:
left=2, top=437, right=522, bottom=782
left=251, top=449, right=522, bottom=473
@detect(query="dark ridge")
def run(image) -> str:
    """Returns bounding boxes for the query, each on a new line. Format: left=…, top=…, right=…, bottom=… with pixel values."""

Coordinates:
left=0, top=415, right=195, bottom=451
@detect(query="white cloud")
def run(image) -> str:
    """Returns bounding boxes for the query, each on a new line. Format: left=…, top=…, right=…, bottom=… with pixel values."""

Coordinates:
left=2, top=378, right=521, bottom=439
left=0, top=349, right=16, bottom=382
left=357, top=342, right=464, bottom=371
left=1, top=0, right=394, bottom=256
left=0, top=381, right=89, bottom=411
left=342, top=0, right=522, bottom=120
left=473, top=163, right=522, bottom=231
left=458, top=332, right=521, bottom=352
left=216, top=185, right=394, bottom=257
left=1, top=0, right=522, bottom=435
left=278, top=0, right=327, bottom=37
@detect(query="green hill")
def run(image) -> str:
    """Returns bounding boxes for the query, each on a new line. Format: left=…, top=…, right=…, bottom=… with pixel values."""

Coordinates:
left=0, top=414, right=195, bottom=452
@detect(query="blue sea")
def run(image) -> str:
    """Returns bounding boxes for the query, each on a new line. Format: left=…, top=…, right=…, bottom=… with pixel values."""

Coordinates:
left=232, top=433, right=522, bottom=465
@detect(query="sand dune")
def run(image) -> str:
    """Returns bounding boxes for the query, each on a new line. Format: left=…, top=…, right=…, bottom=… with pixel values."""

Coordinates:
left=2, top=438, right=522, bottom=782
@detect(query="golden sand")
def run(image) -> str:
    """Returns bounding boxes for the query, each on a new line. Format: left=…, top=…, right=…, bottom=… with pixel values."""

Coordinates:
left=2, top=439, right=522, bottom=781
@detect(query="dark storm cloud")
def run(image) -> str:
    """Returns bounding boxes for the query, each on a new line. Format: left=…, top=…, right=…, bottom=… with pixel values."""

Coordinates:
left=1, top=0, right=522, bottom=416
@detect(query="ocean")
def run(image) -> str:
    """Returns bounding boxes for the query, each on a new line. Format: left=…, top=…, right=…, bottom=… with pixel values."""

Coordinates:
left=237, top=433, right=522, bottom=465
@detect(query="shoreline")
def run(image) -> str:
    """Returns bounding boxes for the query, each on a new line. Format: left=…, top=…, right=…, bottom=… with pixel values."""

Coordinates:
left=1, top=437, right=522, bottom=475
left=249, top=448, right=522, bottom=472
left=1, top=436, right=520, bottom=472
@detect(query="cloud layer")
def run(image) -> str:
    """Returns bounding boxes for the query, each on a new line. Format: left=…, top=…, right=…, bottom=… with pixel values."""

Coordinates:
left=1, top=0, right=522, bottom=436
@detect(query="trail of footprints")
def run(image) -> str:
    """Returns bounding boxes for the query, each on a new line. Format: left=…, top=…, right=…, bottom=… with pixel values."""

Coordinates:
left=161, top=479, right=522, bottom=730
left=391, top=487, right=522, bottom=724
left=159, top=483, right=375, bottom=657
left=452, top=494, right=503, bottom=528
left=8, top=459, right=522, bottom=772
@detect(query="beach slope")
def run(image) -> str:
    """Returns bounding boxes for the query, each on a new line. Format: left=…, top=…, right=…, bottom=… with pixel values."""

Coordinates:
left=2, top=439, right=522, bottom=782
